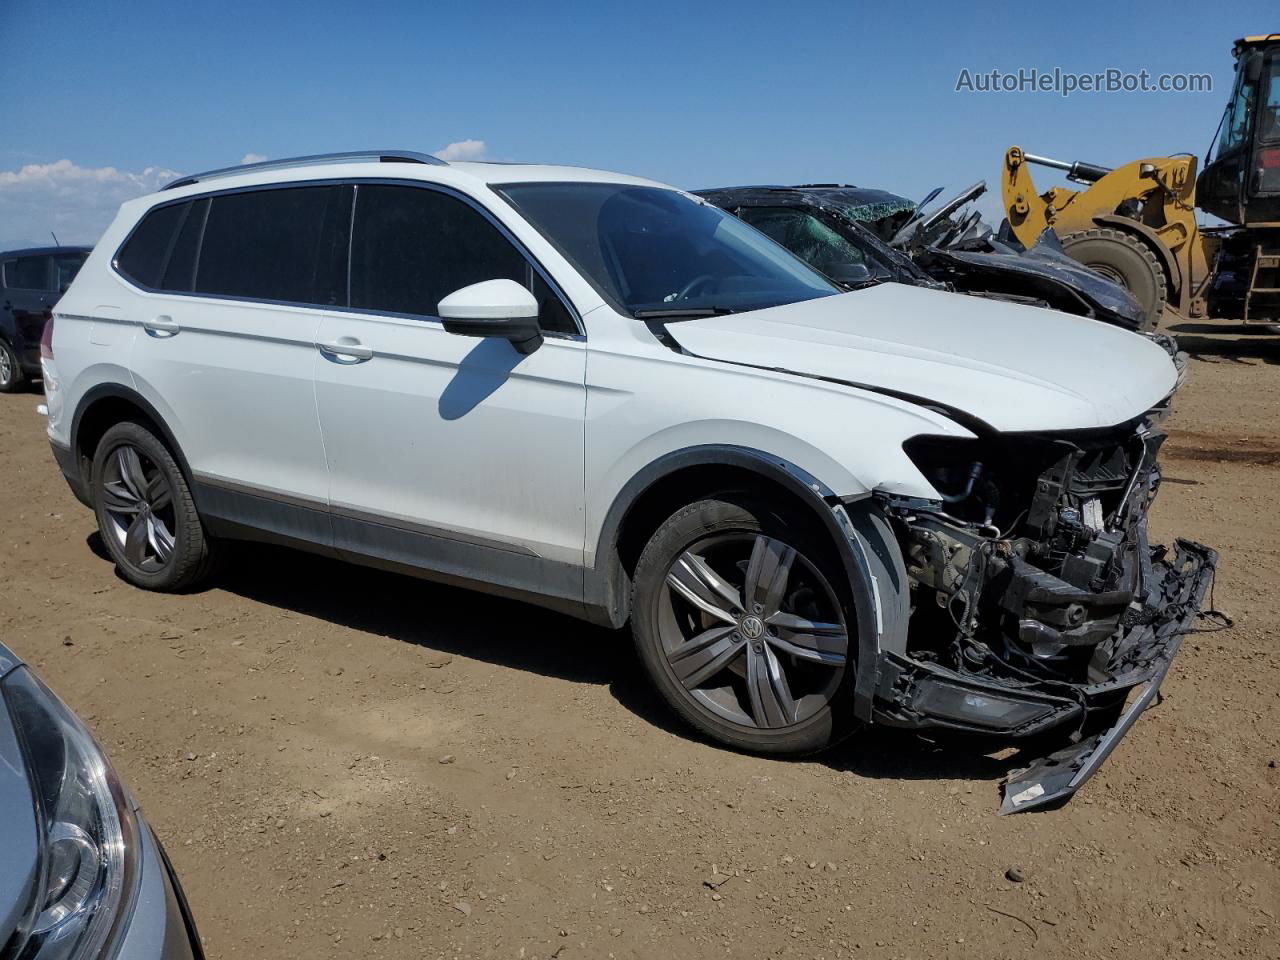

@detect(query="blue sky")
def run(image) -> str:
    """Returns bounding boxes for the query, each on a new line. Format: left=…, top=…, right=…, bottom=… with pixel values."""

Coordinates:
left=0, top=0, right=1274, bottom=247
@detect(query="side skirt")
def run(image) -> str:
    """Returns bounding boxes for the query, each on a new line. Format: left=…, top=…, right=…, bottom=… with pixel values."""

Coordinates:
left=192, top=476, right=593, bottom=622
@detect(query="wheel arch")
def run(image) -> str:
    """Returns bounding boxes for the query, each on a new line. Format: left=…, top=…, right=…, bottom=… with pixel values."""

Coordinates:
left=585, top=445, right=894, bottom=721
left=70, top=383, right=195, bottom=492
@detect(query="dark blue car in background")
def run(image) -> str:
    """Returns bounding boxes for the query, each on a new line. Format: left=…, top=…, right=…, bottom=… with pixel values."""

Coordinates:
left=1, top=246, right=90, bottom=392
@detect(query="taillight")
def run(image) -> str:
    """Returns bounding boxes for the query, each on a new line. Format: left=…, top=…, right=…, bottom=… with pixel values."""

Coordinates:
left=40, top=314, right=55, bottom=360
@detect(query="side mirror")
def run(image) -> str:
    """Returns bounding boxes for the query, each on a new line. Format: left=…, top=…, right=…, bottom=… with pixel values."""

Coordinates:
left=1244, top=54, right=1262, bottom=85
left=438, top=279, right=543, bottom=354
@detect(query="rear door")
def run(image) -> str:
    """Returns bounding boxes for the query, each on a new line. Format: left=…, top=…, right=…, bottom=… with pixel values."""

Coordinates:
left=311, top=182, right=587, bottom=602
left=120, top=185, right=350, bottom=545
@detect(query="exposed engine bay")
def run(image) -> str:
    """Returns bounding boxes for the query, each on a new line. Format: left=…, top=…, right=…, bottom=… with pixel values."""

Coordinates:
left=872, top=395, right=1216, bottom=812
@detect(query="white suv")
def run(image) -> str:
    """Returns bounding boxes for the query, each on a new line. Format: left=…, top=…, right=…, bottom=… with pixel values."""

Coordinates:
left=44, top=151, right=1213, bottom=810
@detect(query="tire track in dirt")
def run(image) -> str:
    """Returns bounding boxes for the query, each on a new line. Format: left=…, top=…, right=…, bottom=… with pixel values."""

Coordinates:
left=1164, top=429, right=1280, bottom=466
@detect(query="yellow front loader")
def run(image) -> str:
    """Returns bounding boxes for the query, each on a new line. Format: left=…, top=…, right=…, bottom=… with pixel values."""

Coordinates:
left=1001, top=148, right=1212, bottom=326
left=999, top=33, right=1280, bottom=328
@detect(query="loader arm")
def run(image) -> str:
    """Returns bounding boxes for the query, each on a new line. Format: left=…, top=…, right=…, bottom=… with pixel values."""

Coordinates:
left=1001, top=145, right=1209, bottom=318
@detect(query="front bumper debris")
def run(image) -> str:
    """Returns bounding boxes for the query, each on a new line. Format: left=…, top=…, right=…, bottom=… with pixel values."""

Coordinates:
left=872, top=536, right=1216, bottom=813
left=999, top=538, right=1216, bottom=813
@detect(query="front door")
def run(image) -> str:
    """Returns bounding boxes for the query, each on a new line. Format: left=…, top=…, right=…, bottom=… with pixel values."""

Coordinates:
left=312, top=182, right=587, bottom=606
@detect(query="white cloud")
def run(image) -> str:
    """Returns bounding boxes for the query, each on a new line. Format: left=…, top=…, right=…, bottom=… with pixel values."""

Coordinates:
left=241, top=152, right=268, bottom=164
left=0, top=159, right=180, bottom=250
left=432, top=139, right=487, bottom=162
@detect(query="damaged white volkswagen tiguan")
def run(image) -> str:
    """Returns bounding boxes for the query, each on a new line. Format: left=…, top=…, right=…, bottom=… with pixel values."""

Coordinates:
left=43, top=151, right=1215, bottom=812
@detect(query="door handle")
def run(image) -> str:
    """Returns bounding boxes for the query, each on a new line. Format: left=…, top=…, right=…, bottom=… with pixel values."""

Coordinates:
left=143, top=315, right=180, bottom=337
left=317, top=338, right=373, bottom=361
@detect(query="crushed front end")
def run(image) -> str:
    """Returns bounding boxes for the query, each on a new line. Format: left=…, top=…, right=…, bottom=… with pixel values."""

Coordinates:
left=874, top=407, right=1216, bottom=813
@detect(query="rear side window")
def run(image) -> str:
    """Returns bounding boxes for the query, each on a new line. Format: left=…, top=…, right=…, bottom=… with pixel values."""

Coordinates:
left=116, top=202, right=188, bottom=288
left=350, top=184, right=576, bottom=334
left=4, top=256, right=50, bottom=290
left=196, top=186, right=351, bottom=305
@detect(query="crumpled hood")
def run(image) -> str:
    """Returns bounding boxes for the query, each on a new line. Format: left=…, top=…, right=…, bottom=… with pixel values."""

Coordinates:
left=665, top=284, right=1177, bottom=432
left=927, top=245, right=1147, bottom=329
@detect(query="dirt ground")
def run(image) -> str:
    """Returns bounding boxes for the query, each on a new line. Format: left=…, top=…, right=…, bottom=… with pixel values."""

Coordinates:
left=1, top=318, right=1277, bottom=960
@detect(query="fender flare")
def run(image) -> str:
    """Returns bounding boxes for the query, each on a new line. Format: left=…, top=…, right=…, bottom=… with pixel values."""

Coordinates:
left=69, top=382, right=195, bottom=488
left=1091, top=214, right=1184, bottom=305
left=587, top=444, right=895, bottom=721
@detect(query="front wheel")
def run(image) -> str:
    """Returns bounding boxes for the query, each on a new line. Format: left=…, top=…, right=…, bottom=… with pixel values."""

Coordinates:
left=631, top=497, right=859, bottom=755
left=91, top=422, right=216, bottom=591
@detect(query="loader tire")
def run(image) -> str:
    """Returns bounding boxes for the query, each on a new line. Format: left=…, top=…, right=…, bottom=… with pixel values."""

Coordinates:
left=1060, top=227, right=1167, bottom=331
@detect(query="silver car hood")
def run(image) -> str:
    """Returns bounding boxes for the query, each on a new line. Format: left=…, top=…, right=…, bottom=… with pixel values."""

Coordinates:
left=666, top=284, right=1178, bottom=432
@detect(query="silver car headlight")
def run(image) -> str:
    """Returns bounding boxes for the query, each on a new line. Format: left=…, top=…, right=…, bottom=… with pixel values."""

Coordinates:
left=3, top=667, right=139, bottom=960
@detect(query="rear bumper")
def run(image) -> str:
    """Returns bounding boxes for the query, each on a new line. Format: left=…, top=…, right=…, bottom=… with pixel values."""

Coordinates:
left=872, top=538, right=1216, bottom=812
left=50, top=438, right=92, bottom=508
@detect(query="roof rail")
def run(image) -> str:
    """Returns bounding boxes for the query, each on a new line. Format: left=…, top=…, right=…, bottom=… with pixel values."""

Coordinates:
left=161, top=150, right=448, bottom=191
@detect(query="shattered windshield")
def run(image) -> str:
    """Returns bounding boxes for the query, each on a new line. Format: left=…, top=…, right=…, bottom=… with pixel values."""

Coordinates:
left=496, top=183, right=838, bottom=317
left=817, top=191, right=918, bottom=242
left=736, top=207, right=867, bottom=273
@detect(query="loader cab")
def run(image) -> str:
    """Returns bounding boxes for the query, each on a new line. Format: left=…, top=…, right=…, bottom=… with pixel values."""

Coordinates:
left=1199, top=36, right=1280, bottom=225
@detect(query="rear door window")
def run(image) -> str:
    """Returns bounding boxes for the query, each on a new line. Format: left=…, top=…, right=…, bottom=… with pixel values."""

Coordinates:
left=349, top=184, right=576, bottom=334
left=4, top=256, right=51, bottom=290
left=195, top=185, right=351, bottom=306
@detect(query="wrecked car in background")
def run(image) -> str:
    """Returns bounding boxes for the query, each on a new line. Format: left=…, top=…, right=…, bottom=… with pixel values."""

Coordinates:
left=697, top=182, right=1151, bottom=331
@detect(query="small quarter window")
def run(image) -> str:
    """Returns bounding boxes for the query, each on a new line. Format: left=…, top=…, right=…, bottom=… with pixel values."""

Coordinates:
left=116, top=203, right=187, bottom=289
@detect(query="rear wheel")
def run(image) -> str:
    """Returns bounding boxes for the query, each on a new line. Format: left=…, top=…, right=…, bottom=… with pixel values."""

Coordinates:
left=91, top=422, right=216, bottom=591
left=1060, top=227, right=1167, bottom=330
left=631, top=497, right=859, bottom=755
left=0, top=339, right=25, bottom=393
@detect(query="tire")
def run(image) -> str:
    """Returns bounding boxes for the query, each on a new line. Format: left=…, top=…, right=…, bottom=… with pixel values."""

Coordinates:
left=631, top=496, right=860, bottom=755
left=1060, top=227, right=1167, bottom=331
left=90, top=421, right=216, bottom=591
left=0, top=339, right=25, bottom=393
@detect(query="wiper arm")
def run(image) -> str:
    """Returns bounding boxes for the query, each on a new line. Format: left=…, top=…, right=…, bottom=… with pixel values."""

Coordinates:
left=633, top=306, right=735, bottom=319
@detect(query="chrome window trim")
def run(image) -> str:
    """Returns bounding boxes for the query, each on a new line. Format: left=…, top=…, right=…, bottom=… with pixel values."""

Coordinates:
left=110, top=177, right=586, bottom=340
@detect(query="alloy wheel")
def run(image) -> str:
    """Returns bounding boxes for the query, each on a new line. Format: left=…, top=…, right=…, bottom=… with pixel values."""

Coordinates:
left=657, top=532, right=849, bottom=730
left=100, top=445, right=177, bottom=573
left=0, top=345, right=12, bottom=386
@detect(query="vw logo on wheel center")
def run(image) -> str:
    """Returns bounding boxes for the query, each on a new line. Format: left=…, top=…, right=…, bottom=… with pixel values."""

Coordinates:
left=740, top=616, right=765, bottom=640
